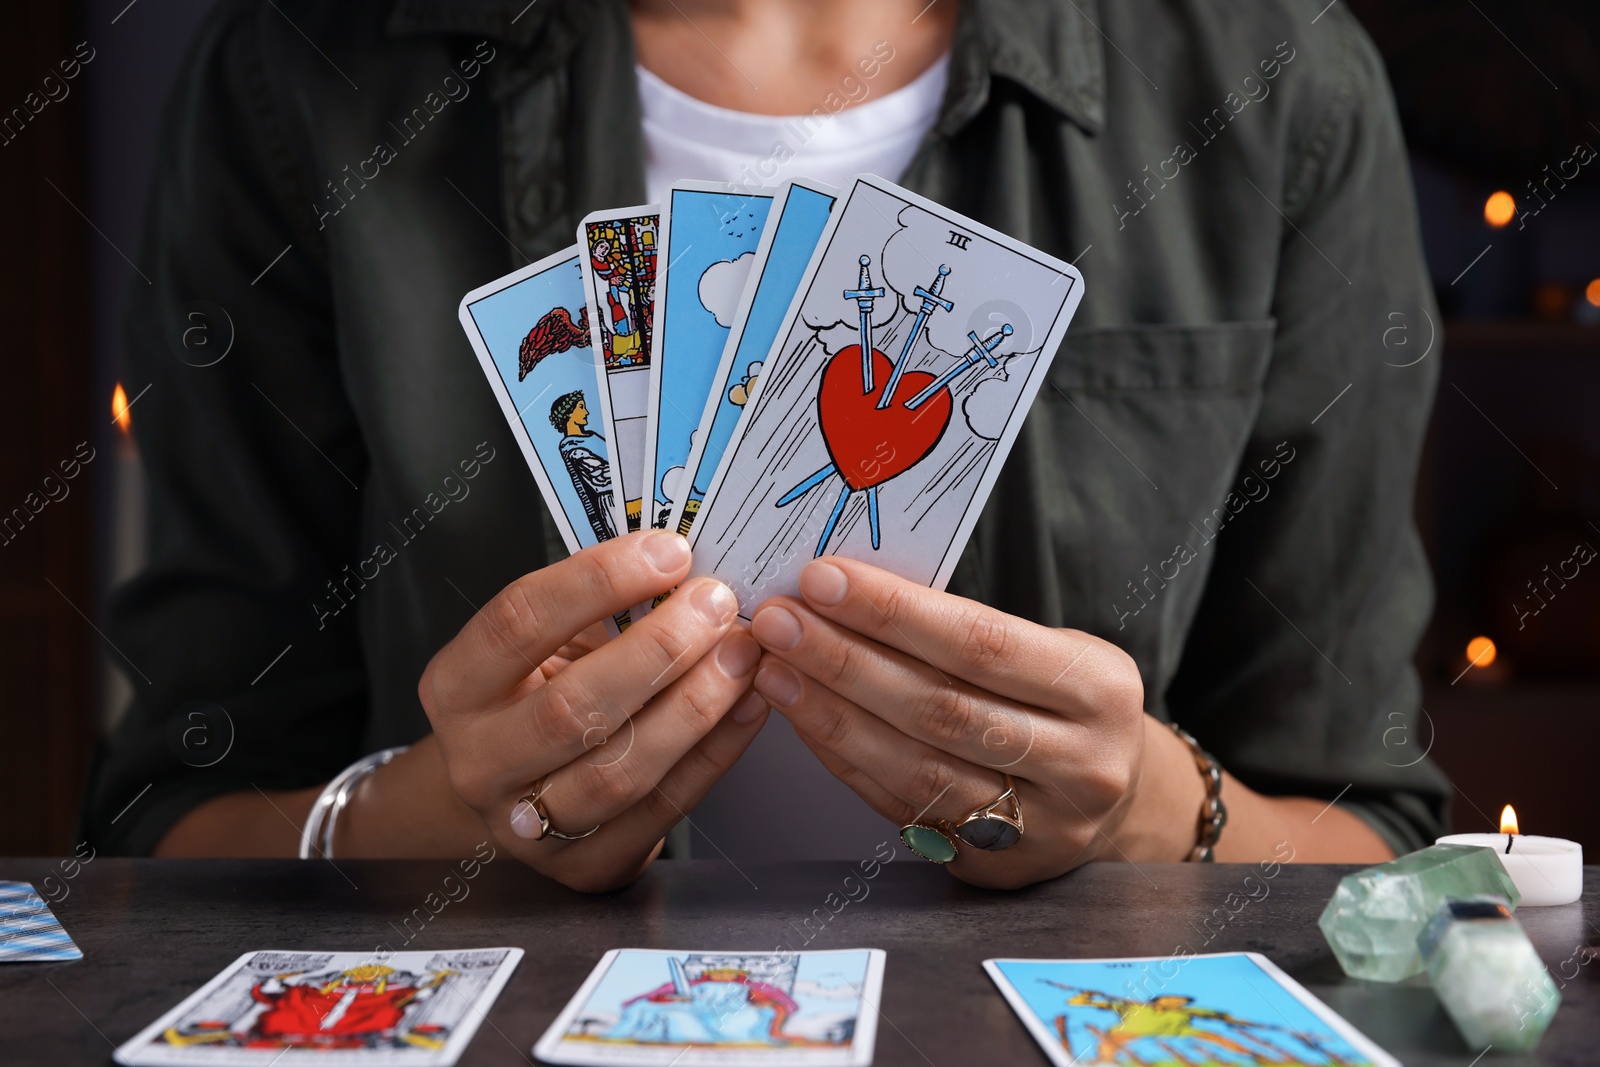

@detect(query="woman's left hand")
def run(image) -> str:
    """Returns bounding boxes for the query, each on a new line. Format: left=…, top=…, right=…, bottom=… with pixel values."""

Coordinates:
left=748, top=556, right=1177, bottom=888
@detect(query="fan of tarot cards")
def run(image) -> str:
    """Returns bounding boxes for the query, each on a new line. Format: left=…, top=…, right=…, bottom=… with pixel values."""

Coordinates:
left=458, top=173, right=1086, bottom=625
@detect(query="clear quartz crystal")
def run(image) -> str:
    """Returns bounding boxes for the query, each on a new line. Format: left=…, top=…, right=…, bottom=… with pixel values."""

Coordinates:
left=1419, top=897, right=1561, bottom=1052
left=1317, top=844, right=1521, bottom=981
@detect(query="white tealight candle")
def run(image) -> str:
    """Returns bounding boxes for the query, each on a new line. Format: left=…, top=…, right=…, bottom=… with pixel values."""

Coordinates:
left=1437, top=805, right=1584, bottom=907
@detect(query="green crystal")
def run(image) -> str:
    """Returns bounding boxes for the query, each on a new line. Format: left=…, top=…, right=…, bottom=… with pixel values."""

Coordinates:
left=1318, top=844, right=1521, bottom=981
left=1419, top=897, right=1560, bottom=1052
left=900, top=824, right=957, bottom=864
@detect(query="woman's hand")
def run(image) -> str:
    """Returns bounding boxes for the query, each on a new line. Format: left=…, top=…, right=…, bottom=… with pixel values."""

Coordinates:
left=418, top=530, right=767, bottom=892
left=748, top=557, right=1186, bottom=889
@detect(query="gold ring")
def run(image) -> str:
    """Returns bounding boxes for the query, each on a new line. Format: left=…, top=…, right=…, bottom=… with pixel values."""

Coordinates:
left=899, top=820, right=959, bottom=864
left=515, top=779, right=599, bottom=842
left=953, top=773, right=1024, bottom=851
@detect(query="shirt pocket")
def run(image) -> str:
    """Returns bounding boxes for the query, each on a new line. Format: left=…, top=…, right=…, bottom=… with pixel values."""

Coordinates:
left=1038, top=320, right=1280, bottom=515
left=960, top=320, right=1279, bottom=655
left=1048, top=320, right=1278, bottom=393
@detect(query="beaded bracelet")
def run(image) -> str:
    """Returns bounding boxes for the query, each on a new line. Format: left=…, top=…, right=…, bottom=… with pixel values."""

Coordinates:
left=1169, top=723, right=1226, bottom=862
left=298, top=746, right=409, bottom=860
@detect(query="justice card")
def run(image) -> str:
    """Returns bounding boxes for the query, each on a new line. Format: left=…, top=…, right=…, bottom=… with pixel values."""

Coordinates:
left=579, top=206, right=661, bottom=539
left=113, top=947, right=522, bottom=1066
left=640, top=181, right=773, bottom=534
left=984, top=953, right=1400, bottom=1067
left=687, top=174, right=1084, bottom=617
left=676, top=178, right=838, bottom=541
left=534, top=948, right=885, bottom=1066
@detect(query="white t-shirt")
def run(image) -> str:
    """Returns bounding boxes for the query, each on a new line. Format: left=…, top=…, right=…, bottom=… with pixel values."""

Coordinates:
left=637, top=57, right=949, bottom=860
left=639, top=53, right=950, bottom=205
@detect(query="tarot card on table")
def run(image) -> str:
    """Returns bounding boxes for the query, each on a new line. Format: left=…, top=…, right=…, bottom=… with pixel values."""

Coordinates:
left=534, top=948, right=885, bottom=1066
left=579, top=206, right=660, bottom=539
left=688, top=174, right=1084, bottom=616
left=640, top=181, right=773, bottom=534
left=984, top=952, right=1400, bottom=1067
left=113, top=947, right=522, bottom=1066
left=676, top=178, right=838, bottom=540
left=0, top=880, right=82, bottom=962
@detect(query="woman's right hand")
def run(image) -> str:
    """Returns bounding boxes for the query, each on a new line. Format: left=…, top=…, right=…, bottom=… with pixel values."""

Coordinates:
left=418, top=530, right=766, bottom=892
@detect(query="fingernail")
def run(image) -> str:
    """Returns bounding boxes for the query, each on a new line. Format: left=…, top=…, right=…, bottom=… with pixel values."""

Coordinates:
left=642, top=532, right=691, bottom=574
left=800, top=560, right=849, bottom=606
left=691, top=579, right=738, bottom=625
left=751, top=604, right=803, bottom=651
left=508, top=798, right=544, bottom=840
left=714, top=632, right=761, bottom=678
left=732, top=690, right=769, bottom=724
left=754, top=662, right=802, bottom=707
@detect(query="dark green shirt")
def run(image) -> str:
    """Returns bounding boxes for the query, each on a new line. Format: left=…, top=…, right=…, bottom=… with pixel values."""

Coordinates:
left=84, top=0, right=1449, bottom=857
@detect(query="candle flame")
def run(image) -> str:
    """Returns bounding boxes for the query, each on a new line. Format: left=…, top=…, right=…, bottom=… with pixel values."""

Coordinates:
left=111, top=382, right=132, bottom=436
left=1500, top=804, right=1519, bottom=835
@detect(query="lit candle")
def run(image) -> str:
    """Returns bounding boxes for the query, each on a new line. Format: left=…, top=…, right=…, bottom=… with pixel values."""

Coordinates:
left=1437, top=805, right=1583, bottom=907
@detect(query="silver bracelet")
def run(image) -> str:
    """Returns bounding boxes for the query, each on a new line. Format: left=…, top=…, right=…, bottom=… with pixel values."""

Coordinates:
left=298, top=746, right=409, bottom=859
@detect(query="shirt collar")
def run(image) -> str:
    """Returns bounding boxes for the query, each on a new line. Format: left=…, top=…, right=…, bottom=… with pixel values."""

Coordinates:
left=943, top=0, right=1104, bottom=135
left=386, top=0, right=1104, bottom=134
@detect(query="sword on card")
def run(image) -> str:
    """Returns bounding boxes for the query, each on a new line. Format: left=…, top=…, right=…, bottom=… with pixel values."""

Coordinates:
left=904, top=324, right=1014, bottom=410
left=772, top=255, right=890, bottom=549
left=775, top=265, right=961, bottom=557
left=876, top=264, right=953, bottom=409
left=668, top=956, right=692, bottom=999
left=774, top=460, right=872, bottom=554
left=842, top=255, right=885, bottom=394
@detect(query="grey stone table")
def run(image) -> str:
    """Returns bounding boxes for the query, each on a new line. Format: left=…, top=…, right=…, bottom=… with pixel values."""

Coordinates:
left=2, top=858, right=1595, bottom=1065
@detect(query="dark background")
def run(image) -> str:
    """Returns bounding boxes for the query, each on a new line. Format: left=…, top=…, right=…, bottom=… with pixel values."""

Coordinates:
left=4, top=1, right=1597, bottom=858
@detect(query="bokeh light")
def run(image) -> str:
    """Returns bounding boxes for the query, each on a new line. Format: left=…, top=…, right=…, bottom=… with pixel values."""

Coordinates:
left=1483, top=191, right=1515, bottom=228
left=1466, top=635, right=1497, bottom=668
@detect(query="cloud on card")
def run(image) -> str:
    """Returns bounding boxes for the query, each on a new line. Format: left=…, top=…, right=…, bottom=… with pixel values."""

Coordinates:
left=813, top=321, right=861, bottom=357
left=880, top=205, right=1063, bottom=359
left=660, top=430, right=701, bottom=505
left=698, top=252, right=756, bottom=328
left=801, top=252, right=899, bottom=339
left=660, top=464, right=686, bottom=503
left=962, top=368, right=1018, bottom=440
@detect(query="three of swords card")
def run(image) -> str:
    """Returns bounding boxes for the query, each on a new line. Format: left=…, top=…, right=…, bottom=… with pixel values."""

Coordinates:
left=685, top=174, right=1084, bottom=618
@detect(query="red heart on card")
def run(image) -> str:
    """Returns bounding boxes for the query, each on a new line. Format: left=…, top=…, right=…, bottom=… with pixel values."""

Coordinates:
left=817, top=345, right=951, bottom=491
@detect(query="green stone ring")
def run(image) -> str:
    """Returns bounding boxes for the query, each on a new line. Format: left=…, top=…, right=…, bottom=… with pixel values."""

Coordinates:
left=899, top=822, right=959, bottom=864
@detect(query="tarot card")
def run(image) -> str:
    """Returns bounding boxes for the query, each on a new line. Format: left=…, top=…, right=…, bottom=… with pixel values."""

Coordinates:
left=984, top=953, right=1400, bottom=1067
left=460, top=247, right=634, bottom=632
left=640, top=181, right=774, bottom=534
left=534, top=948, right=885, bottom=1066
left=687, top=174, right=1084, bottom=618
left=459, top=246, right=618, bottom=551
left=579, top=206, right=661, bottom=539
left=113, top=947, right=522, bottom=1066
left=675, top=178, right=838, bottom=541
left=0, top=881, right=82, bottom=962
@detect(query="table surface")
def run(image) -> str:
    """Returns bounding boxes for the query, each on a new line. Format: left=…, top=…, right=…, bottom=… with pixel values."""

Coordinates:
left=3, top=857, right=1595, bottom=1065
